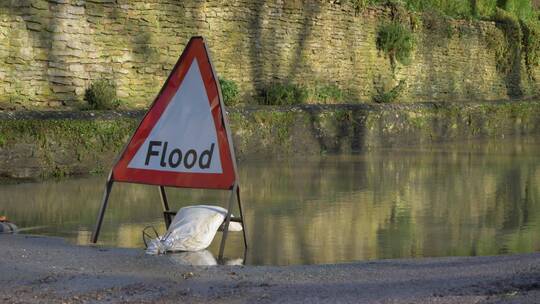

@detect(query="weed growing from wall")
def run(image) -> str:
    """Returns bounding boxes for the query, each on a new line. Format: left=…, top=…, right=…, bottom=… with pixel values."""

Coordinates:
left=260, top=83, right=308, bottom=105
left=308, top=84, right=345, bottom=104
left=377, top=22, right=415, bottom=68
left=219, top=78, right=240, bottom=106
left=373, top=79, right=406, bottom=103
left=84, top=79, right=120, bottom=110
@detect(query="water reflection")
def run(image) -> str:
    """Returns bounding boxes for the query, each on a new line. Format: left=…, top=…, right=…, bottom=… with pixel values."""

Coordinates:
left=168, top=250, right=217, bottom=266
left=167, top=250, right=244, bottom=266
left=0, top=136, right=539, bottom=265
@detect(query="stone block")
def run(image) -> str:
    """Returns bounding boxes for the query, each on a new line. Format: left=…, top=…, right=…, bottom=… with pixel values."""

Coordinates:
left=47, top=68, right=71, bottom=77
left=31, top=1, right=49, bottom=10
left=69, top=64, right=84, bottom=72
left=49, top=76, right=72, bottom=85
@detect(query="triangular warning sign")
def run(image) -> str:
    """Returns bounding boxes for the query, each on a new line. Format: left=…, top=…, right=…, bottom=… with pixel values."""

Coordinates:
left=112, top=37, right=236, bottom=190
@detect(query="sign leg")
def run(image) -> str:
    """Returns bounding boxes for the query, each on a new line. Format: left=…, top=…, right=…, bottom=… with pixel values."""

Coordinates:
left=236, top=186, right=248, bottom=250
left=91, top=178, right=114, bottom=243
left=218, top=183, right=237, bottom=260
left=159, top=186, right=171, bottom=229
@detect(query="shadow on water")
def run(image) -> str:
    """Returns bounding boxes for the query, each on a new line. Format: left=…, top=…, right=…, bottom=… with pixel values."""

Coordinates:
left=1, top=136, right=540, bottom=265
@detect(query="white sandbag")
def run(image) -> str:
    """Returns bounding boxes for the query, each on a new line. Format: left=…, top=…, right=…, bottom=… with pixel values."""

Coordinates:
left=146, top=205, right=242, bottom=255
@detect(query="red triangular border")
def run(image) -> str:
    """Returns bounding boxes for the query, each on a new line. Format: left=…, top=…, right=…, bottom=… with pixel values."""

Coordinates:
left=112, top=37, right=236, bottom=190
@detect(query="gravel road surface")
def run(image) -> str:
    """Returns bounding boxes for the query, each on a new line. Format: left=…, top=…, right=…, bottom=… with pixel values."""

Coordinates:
left=1, top=235, right=539, bottom=303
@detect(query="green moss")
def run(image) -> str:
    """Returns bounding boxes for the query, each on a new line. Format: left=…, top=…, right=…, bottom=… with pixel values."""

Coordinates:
left=228, top=112, right=250, bottom=131
left=2, top=102, right=540, bottom=179
left=409, top=112, right=429, bottom=129
left=253, top=111, right=296, bottom=146
left=0, top=117, right=138, bottom=178
left=334, top=109, right=353, bottom=122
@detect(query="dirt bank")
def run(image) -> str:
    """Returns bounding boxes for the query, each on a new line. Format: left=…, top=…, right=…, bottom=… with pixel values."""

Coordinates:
left=1, top=234, right=539, bottom=304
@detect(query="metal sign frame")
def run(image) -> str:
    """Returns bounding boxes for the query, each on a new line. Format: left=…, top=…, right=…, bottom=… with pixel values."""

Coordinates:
left=91, top=37, right=247, bottom=261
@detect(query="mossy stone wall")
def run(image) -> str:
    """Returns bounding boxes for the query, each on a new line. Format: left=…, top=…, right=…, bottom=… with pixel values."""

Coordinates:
left=0, top=1, right=538, bottom=109
left=1, top=101, right=539, bottom=180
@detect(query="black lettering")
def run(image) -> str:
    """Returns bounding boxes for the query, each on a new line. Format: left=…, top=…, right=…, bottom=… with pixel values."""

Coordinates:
left=145, top=141, right=162, bottom=165
left=160, top=141, right=168, bottom=167
left=184, top=149, right=197, bottom=169
left=168, top=149, right=182, bottom=168
left=199, top=143, right=215, bottom=169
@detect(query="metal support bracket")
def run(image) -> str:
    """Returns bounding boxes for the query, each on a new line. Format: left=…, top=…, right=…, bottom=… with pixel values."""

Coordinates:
left=91, top=174, right=114, bottom=243
left=159, top=186, right=171, bottom=229
left=218, top=184, right=248, bottom=261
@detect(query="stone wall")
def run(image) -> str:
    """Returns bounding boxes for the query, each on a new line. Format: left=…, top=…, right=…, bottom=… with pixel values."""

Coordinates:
left=1, top=101, right=539, bottom=180
left=0, top=1, right=538, bottom=109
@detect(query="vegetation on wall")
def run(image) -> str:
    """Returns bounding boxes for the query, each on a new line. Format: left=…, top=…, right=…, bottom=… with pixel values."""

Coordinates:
left=0, top=117, right=138, bottom=178
left=2, top=0, right=539, bottom=108
left=521, top=19, right=540, bottom=72
left=373, top=79, right=406, bottom=103
left=482, top=5, right=540, bottom=95
left=421, top=9, right=454, bottom=38
left=489, top=8, right=523, bottom=74
left=496, top=0, right=538, bottom=20
left=84, top=79, right=121, bottom=110
left=219, top=78, right=240, bottom=107
left=308, top=84, right=345, bottom=104
left=351, top=0, right=539, bottom=20
left=229, top=0, right=540, bottom=106
left=260, top=83, right=308, bottom=106
left=259, top=82, right=346, bottom=105
left=362, top=0, right=539, bottom=100
left=376, top=21, right=415, bottom=67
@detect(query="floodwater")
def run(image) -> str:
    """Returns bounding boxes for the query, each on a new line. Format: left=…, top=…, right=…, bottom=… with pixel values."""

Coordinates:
left=1, top=136, right=540, bottom=266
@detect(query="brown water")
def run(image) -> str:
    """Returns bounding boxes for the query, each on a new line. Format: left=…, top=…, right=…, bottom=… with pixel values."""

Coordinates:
left=1, top=136, right=540, bottom=265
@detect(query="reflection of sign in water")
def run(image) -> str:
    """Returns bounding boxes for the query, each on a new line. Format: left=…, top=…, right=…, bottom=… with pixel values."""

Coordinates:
left=112, top=38, right=235, bottom=189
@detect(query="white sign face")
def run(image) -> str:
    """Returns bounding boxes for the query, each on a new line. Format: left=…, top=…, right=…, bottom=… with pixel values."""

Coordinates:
left=128, top=59, right=223, bottom=174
